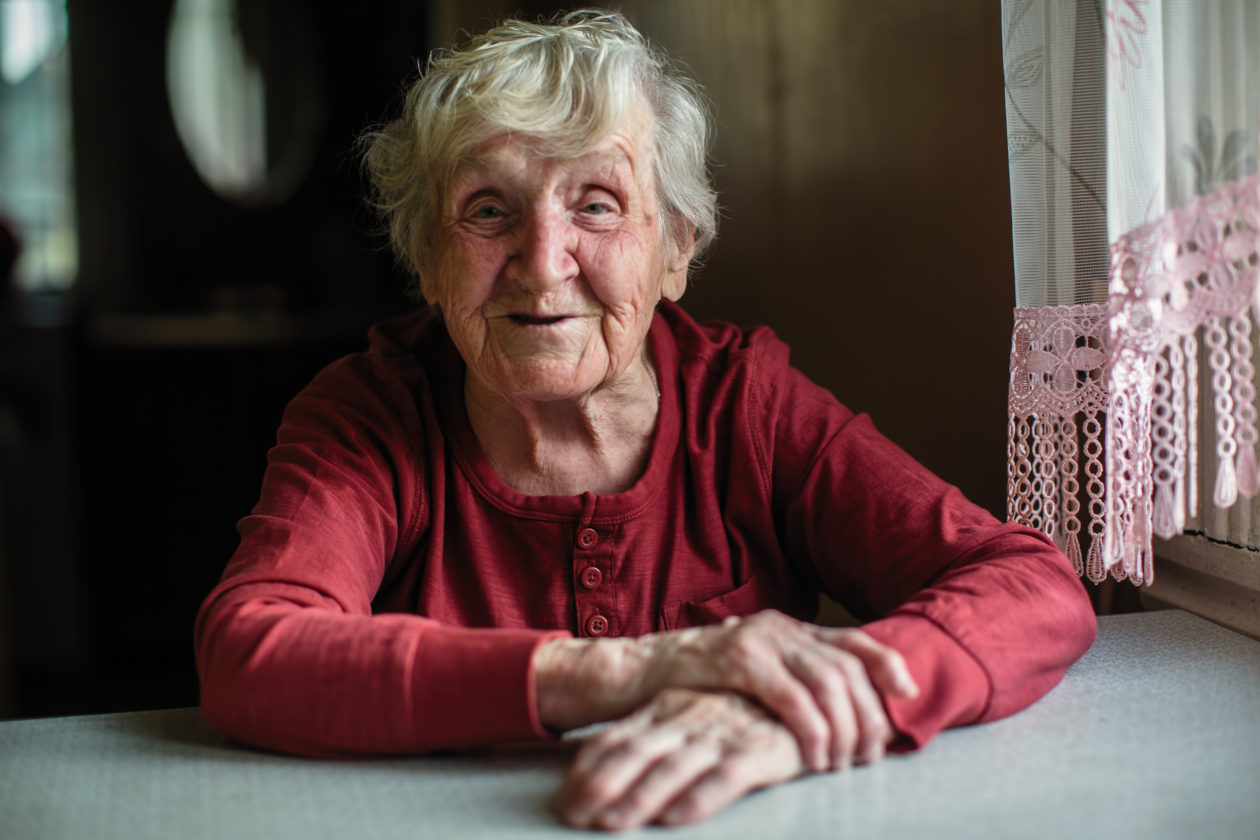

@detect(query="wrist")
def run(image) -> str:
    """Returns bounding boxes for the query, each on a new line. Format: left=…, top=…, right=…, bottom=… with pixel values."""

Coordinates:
left=533, top=636, right=655, bottom=732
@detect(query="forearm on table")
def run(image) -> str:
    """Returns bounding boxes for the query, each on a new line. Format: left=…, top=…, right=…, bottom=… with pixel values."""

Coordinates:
left=859, top=533, right=1097, bottom=748
left=197, top=589, right=566, bottom=755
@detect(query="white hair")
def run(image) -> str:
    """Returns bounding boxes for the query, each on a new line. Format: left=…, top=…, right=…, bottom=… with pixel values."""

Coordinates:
left=360, top=9, right=717, bottom=284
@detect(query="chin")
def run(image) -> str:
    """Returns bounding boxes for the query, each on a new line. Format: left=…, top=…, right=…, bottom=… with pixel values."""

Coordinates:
left=491, top=364, right=601, bottom=403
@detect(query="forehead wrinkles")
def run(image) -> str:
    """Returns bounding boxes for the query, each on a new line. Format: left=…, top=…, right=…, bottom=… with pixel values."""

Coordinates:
left=446, top=138, right=645, bottom=205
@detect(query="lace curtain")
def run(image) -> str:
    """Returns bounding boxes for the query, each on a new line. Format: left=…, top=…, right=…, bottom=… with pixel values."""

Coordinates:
left=1004, top=0, right=1260, bottom=584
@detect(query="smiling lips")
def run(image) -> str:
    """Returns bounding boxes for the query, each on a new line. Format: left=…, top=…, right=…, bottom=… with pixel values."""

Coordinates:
left=508, top=314, right=570, bottom=326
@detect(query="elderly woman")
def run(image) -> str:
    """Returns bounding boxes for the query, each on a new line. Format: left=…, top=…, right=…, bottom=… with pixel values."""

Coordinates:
left=196, top=10, right=1095, bottom=831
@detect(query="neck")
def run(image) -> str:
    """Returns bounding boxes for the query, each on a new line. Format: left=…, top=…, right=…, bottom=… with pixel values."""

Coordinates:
left=465, top=354, right=661, bottom=496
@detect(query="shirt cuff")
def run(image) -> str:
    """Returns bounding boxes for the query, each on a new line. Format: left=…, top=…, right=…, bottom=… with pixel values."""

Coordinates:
left=410, top=625, right=573, bottom=747
left=861, top=613, right=990, bottom=751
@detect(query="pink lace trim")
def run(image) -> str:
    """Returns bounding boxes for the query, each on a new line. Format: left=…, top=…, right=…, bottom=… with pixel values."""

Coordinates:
left=1009, top=172, right=1260, bottom=584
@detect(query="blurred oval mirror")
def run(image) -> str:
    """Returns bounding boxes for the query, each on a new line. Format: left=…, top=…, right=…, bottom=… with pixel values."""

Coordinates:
left=166, top=0, right=324, bottom=207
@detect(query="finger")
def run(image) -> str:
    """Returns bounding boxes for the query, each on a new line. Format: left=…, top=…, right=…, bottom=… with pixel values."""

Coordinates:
left=783, top=646, right=859, bottom=770
left=563, top=708, right=653, bottom=779
left=832, top=653, right=892, bottom=764
left=556, top=718, right=685, bottom=827
left=656, top=728, right=799, bottom=826
left=738, top=660, right=831, bottom=773
left=595, top=738, right=722, bottom=831
left=816, top=628, right=919, bottom=699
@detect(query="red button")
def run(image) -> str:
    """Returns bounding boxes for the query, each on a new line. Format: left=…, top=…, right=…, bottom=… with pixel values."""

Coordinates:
left=586, top=614, right=609, bottom=636
left=577, top=528, right=599, bottom=549
left=580, top=566, right=603, bottom=589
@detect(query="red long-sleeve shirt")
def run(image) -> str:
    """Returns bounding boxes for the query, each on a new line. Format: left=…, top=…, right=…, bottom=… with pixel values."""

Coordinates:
left=195, top=301, right=1096, bottom=756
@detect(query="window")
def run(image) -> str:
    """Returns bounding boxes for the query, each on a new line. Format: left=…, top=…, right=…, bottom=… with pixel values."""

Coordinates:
left=0, top=0, right=77, bottom=295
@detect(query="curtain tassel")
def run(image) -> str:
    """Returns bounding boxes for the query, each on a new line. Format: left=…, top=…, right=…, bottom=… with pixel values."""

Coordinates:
left=1214, top=454, right=1239, bottom=509
left=1085, top=534, right=1106, bottom=583
left=1153, top=485, right=1178, bottom=540
left=1065, top=533, right=1084, bottom=576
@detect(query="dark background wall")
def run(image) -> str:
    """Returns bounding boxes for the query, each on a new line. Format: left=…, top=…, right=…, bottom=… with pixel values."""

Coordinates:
left=0, top=0, right=1019, bottom=718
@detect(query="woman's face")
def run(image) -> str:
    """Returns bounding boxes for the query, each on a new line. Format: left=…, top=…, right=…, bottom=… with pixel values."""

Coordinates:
left=424, top=108, right=692, bottom=404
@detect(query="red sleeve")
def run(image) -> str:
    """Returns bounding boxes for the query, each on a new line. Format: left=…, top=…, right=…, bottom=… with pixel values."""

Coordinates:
left=194, top=355, right=567, bottom=757
left=760, top=343, right=1096, bottom=750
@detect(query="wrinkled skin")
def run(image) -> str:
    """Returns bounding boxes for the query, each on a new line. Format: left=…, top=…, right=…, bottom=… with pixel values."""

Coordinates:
left=555, top=688, right=805, bottom=830
left=536, top=611, right=919, bottom=830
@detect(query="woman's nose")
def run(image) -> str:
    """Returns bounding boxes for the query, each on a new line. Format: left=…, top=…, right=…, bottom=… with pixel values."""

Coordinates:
left=506, top=209, right=578, bottom=291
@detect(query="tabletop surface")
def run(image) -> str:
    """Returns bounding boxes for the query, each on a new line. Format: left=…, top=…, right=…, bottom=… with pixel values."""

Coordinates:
left=1, top=609, right=1258, bottom=839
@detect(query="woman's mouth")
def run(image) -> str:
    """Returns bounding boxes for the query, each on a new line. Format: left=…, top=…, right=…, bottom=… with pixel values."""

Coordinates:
left=509, top=314, right=568, bottom=326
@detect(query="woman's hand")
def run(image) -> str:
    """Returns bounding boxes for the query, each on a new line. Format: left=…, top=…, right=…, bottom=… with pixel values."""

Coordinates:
left=535, top=610, right=919, bottom=773
left=554, top=688, right=805, bottom=830
left=638, top=612, right=918, bottom=771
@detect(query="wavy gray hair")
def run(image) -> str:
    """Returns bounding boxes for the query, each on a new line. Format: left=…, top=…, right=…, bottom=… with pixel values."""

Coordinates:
left=360, top=9, right=717, bottom=285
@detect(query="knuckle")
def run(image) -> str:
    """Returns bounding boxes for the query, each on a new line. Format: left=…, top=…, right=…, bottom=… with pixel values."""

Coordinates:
left=835, top=654, right=870, bottom=685
left=812, top=662, right=848, bottom=698
left=710, top=761, right=744, bottom=788
left=743, top=609, right=784, bottom=633
left=820, top=626, right=856, bottom=646
left=881, top=645, right=907, bottom=667
left=862, top=707, right=891, bottom=740
left=856, top=708, right=891, bottom=751
left=572, top=774, right=617, bottom=801
left=608, top=737, right=654, bottom=765
left=591, top=779, right=625, bottom=801
left=834, top=718, right=858, bottom=755
left=774, top=686, right=818, bottom=721
left=724, top=630, right=762, bottom=660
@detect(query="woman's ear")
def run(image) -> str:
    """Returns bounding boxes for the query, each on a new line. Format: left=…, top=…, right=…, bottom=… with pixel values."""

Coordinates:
left=418, top=272, right=438, bottom=304
left=662, top=227, right=697, bottom=302
left=417, top=255, right=442, bottom=306
left=414, top=232, right=441, bottom=304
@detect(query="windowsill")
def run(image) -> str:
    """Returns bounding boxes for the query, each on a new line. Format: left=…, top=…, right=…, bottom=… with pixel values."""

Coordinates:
left=1149, top=533, right=1260, bottom=640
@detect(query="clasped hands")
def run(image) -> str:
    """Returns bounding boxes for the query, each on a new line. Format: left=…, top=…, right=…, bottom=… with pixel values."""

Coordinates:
left=534, top=609, right=919, bottom=830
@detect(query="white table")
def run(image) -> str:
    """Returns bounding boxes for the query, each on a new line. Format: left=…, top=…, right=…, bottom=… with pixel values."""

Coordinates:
left=1, top=610, right=1258, bottom=839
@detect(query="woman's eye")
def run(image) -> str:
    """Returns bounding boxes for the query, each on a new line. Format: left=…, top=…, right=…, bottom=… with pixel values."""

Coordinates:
left=470, top=205, right=504, bottom=219
left=581, top=201, right=613, bottom=215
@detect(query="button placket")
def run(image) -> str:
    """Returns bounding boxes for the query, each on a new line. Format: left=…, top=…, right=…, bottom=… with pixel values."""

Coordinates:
left=573, top=522, right=616, bottom=637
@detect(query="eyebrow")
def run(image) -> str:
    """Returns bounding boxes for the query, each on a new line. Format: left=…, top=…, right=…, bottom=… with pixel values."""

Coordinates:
left=451, top=142, right=635, bottom=183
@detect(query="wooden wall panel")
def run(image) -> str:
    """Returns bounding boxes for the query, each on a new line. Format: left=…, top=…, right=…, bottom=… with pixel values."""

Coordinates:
left=431, top=1, right=1014, bottom=515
